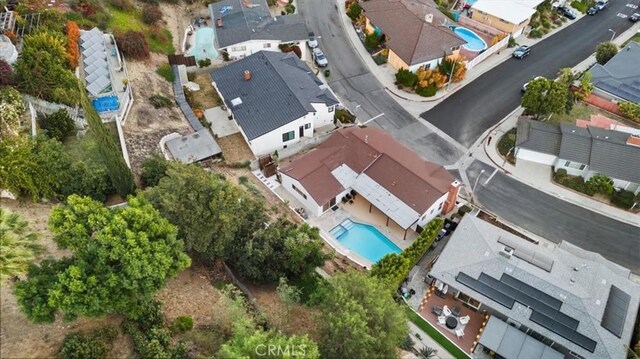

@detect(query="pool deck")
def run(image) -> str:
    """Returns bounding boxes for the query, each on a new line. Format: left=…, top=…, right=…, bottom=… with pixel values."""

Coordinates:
left=458, top=28, right=494, bottom=62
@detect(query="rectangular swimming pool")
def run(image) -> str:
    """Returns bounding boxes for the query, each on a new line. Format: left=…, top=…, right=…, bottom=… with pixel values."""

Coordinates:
left=330, top=219, right=402, bottom=263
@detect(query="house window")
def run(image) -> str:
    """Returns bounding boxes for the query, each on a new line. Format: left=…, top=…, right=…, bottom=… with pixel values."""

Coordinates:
left=282, top=131, right=295, bottom=142
left=304, top=123, right=311, bottom=129
left=231, top=46, right=247, bottom=52
left=564, top=161, right=586, bottom=170
left=438, top=202, right=443, bottom=210
left=292, top=184, right=307, bottom=199
left=263, top=43, right=271, bottom=48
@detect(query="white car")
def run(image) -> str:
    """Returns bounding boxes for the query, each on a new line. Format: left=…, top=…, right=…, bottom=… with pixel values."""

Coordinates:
left=308, top=32, right=318, bottom=48
left=313, top=47, right=328, bottom=67
left=522, top=76, right=544, bottom=93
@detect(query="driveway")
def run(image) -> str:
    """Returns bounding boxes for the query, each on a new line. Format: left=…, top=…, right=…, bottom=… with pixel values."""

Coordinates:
left=422, top=0, right=640, bottom=147
left=298, top=0, right=463, bottom=165
left=466, top=160, right=640, bottom=273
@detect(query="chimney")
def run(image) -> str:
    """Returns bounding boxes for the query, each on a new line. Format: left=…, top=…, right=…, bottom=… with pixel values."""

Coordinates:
left=243, top=70, right=251, bottom=81
left=441, top=180, right=461, bottom=215
left=216, top=17, right=223, bottom=28
left=424, top=13, right=433, bottom=23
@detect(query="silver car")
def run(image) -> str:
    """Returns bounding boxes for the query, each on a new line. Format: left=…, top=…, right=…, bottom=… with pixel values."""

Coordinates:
left=308, top=32, right=318, bottom=48
left=313, top=47, right=328, bottom=67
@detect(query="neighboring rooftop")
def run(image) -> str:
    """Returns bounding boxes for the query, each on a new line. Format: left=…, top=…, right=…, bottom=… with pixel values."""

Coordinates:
left=210, top=51, right=339, bottom=140
left=430, top=215, right=640, bottom=359
left=165, top=130, right=222, bottom=164
left=280, top=127, right=455, bottom=228
left=516, top=118, right=640, bottom=184
left=479, top=316, right=564, bottom=359
left=80, top=28, right=114, bottom=97
left=471, top=0, right=544, bottom=24
left=360, top=0, right=466, bottom=66
left=208, top=0, right=308, bottom=49
left=589, top=42, right=640, bottom=103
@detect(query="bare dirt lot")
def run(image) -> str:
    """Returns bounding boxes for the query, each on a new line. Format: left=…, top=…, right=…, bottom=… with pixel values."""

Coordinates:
left=215, top=133, right=254, bottom=164
left=189, top=74, right=222, bottom=110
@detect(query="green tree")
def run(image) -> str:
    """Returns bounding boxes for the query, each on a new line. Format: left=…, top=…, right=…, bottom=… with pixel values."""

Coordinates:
left=595, top=41, right=618, bottom=65
left=141, top=153, right=169, bottom=188
left=0, top=86, right=26, bottom=139
left=0, top=207, right=43, bottom=285
left=40, top=109, right=75, bottom=141
left=521, top=78, right=567, bottom=119
left=575, top=72, right=594, bottom=101
left=364, top=33, right=380, bottom=52
left=586, top=174, right=614, bottom=196
left=79, top=82, right=135, bottom=198
left=227, top=218, right=328, bottom=282
left=318, top=271, right=407, bottom=359
left=14, top=195, right=190, bottom=322
left=143, top=162, right=268, bottom=259
left=557, top=68, right=575, bottom=87
left=618, top=101, right=640, bottom=122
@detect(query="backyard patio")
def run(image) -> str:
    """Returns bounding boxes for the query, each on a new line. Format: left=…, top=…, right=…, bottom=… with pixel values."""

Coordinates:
left=417, top=284, right=489, bottom=354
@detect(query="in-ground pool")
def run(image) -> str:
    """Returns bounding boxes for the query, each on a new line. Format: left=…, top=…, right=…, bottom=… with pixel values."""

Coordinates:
left=188, top=27, right=219, bottom=61
left=330, top=219, right=402, bottom=263
left=454, top=27, right=487, bottom=52
left=92, top=96, right=119, bottom=112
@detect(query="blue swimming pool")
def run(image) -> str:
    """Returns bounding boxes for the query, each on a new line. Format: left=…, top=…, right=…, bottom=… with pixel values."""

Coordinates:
left=92, top=96, right=119, bottom=112
left=330, top=219, right=402, bottom=263
left=454, top=27, right=487, bottom=52
left=188, top=27, right=218, bottom=61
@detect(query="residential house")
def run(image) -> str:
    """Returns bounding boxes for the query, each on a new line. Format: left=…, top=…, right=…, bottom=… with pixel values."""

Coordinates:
left=210, top=51, right=340, bottom=156
left=515, top=118, right=640, bottom=194
left=588, top=42, right=640, bottom=104
left=279, top=127, right=461, bottom=237
left=360, top=0, right=466, bottom=72
left=429, top=215, right=640, bottom=359
left=470, top=0, right=545, bottom=37
left=208, top=0, right=309, bottom=61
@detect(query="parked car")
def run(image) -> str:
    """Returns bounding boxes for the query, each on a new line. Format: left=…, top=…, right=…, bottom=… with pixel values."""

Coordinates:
left=443, top=218, right=458, bottom=233
left=312, top=47, right=328, bottom=67
left=522, top=76, right=544, bottom=93
left=512, top=45, right=531, bottom=59
left=587, top=6, right=598, bottom=15
left=435, top=228, right=447, bottom=241
left=307, top=32, right=318, bottom=48
left=558, top=6, right=576, bottom=19
left=630, top=13, right=640, bottom=22
left=596, top=0, right=609, bottom=10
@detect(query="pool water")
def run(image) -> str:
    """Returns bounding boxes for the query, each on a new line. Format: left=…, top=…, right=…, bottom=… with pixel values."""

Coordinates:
left=330, top=219, right=402, bottom=263
left=454, top=27, right=488, bottom=52
left=188, top=27, right=219, bottom=61
left=92, top=96, right=119, bottom=112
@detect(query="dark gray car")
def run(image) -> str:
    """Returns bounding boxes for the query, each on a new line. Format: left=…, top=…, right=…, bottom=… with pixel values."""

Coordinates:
left=512, top=45, right=531, bottom=59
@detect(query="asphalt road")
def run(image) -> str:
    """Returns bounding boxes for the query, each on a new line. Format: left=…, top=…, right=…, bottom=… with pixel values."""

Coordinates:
left=422, top=1, right=640, bottom=147
left=466, top=161, right=640, bottom=273
left=298, top=0, right=463, bottom=165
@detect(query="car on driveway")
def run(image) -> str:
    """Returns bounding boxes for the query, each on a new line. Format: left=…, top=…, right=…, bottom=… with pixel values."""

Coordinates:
left=312, top=47, right=328, bottom=67
left=558, top=6, right=576, bottom=19
left=630, top=13, right=640, bottom=22
left=307, top=32, right=318, bottom=48
left=587, top=6, right=598, bottom=15
left=512, top=45, right=531, bottom=59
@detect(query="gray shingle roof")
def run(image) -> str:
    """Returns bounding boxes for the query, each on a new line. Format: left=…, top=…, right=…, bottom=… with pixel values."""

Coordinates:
left=208, top=0, right=308, bottom=49
left=80, top=28, right=113, bottom=97
left=589, top=42, right=640, bottom=103
left=558, top=124, right=591, bottom=164
left=588, top=127, right=640, bottom=184
left=210, top=51, right=339, bottom=140
left=516, top=118, right=561, bottom=155
left=429, top=215, right=640, bottom=359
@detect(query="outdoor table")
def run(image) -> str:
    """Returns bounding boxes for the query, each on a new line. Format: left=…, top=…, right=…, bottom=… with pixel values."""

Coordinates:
left=445, top=316, right=458, bottom=329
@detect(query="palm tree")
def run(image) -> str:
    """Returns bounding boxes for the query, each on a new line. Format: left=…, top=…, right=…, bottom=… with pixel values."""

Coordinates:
left=0, top=207, right=42, bottom=285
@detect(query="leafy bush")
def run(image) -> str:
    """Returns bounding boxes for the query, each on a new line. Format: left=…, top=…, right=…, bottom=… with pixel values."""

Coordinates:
left=141, top=153, right=169, bottom=187
left=39, top=109, right=75, bottom=141
left=114, top=30, right=150, bottom=60
left=324, top=69, right=331, bottom=77
left=57, top=327, right=117, bottom=359
left=618, top=101, right=640, bottom=122
left=395, top=68, right=417, bottom=88
left=61, top=161, right=114, bottom=202
left=109, top=0, right=134, bottom=11
left=346, top=2, right=362, bottom=21
left=610, top=190, right=636, bottom=209
left=555, top=168, right=567, bottom=177
left=508, top=36, right=517, bottom=48
left=416, top=83, right=437, bottom=97
left=334, top=108, right=356, bottom=124
left=142, top=5, right=163, bottom=25
left=285, top=4, right=295, bottom=13
left=364, top=33, right=380, bottom=52
left=198, top=58, right=212, bottom=68
left=553, top=173, right=595, bottom=196
left=170, top=316, right=193, bottom=333
left=65, top=21, right=80, bottom=69
left=458, top=205, right=472, bottom=216
left=497, top=128, right=517, bottom=164
left=586, top=174, right=614, bottom=196
left=571, top=1, right=588, bottom=13
left=595, top=41, right=618, bottom=65
left=0, top=60, right=14, bottom=86
left=156, top=63, right=174, bottom=82
left=149, top=94, right=173, bottom=109
left=529, top=28, right=543, bottom=38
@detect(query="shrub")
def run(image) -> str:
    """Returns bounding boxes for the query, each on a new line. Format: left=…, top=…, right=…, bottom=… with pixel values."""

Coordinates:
left=0, top=60, right=14, bottom=86
left=553, top=173, right=595, bottom=196
left=198, top=58, right=212, bottom=68
left=529, top=28, right=543, bottom=38
left=324, top=69, right=330, bottom=77
left=109, top=0, right=134, bottom=11
left=65, top=21, right=80, bottom=70
left=141, top=153, right=169, bottom=188
left=39, top=109, right=75, bottom=141
left=149, top=94, right=173, bottom=109
left=610, top=190, right=636, bottom=209
left=416, top=83, right=437, bottom=97
left=595, top=41, right=618, bottom=65
left=222, top=50, right=230, bottom=61
left=285, top=4, right=295, bottom=14
left=114, top=30, right=150, bottom=60
left=586, top=174, right=614, bottom=196
left=497, top=128, right=517, bottom=163
left=346, top=2, right=362, bottom=21
left=555, top=168, right=567, bottom=177
left=458, top=205, right=472, bottom=216
left=170, top=316, right=193, bottom=333
left=57, top=327, right=117, bottom=359
left=618, top=101, right=640, bottom=122
left=334, top=108, right=356, bottom=124
left=364, top=33, right=381, bottom=52
left=142, top=5, right=163, bottom=25
left=508, top=36, right=517, bottom=48
left=156, top=63, right=174, bottom=82
left=395, top=68, right=417, bottom=88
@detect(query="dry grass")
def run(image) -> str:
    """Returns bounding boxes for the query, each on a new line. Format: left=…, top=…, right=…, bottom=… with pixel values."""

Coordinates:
left=190, top=74, right=223, bottom=110
left=215, top=133, right=254, bottom=164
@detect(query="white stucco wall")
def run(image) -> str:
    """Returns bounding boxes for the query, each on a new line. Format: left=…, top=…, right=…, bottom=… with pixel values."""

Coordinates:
left=516, top=148, right=558, bottom=165
left=408, top=58, right=441, bottom=73
left=554, top=158, right=589, bottom=177
left=247, top=113, right=315, bottom=156
left=310, top=102, right=335, bottom=128
left=223, top=40, right=308, bottom=61
left=417, top=192, right=448, bottom=228
left=280, top=173, right=323, bottom=216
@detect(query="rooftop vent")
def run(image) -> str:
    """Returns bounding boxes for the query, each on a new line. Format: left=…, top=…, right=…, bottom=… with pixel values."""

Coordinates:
left=425, top=13, right=433, bottom=23
left=231, top=97, right=243, bottom=107
left=499, top=246, right=514, bottom=259
left=243, top=70, right=251, bottom=81
left=216, top=17, right=223, bottom=28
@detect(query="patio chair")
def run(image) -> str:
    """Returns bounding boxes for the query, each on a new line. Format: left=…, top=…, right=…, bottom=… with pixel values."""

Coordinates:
left=455, top=328, right=464, bottom=338
left=459, top=315, right=470, bottom=325
left=432, top=306, right=443, bottom=316
left=443, top=305, right=452, bottom=317
left=438, top=316, right=446, bottom=325
left=452, top=306, right=461, bottom=317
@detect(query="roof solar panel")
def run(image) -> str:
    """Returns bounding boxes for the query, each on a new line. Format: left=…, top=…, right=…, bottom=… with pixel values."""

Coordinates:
left=531, top=311, right=597, bottom=353
left=601, top=286, right=631, bottom=338
left=501, top=274, right=562, bottom=309
left=456, top=273, right=515, bottom=309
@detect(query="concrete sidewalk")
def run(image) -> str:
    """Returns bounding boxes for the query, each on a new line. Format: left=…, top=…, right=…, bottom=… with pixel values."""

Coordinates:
left=474, top=108, right=639, bottom=227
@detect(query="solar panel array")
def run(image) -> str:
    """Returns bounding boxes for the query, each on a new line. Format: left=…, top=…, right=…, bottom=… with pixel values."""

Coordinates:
left=596, top=81, right=640, bottom=104
left=601, top=285, right=631, bottom=338
left=497, top=236, right=554, bottom=272
left=455, top=272, right=597, bottom=353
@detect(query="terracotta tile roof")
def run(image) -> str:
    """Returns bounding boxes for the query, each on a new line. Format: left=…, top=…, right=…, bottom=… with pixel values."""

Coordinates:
left=360, top=0, right=465, bottom=66
left=575, top=115, right=623, bottom=129
left=279, top=127, right=454, bottom=209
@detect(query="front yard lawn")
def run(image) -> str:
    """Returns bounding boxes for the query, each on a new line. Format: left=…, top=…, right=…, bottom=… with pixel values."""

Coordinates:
left=548, top=102, right=626, bottom=125
left=405, top=307, right=470, bottom=359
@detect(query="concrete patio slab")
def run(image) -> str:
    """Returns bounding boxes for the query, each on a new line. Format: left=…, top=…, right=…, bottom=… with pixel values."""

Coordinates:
left=204, top=106, right=239, bottom=137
